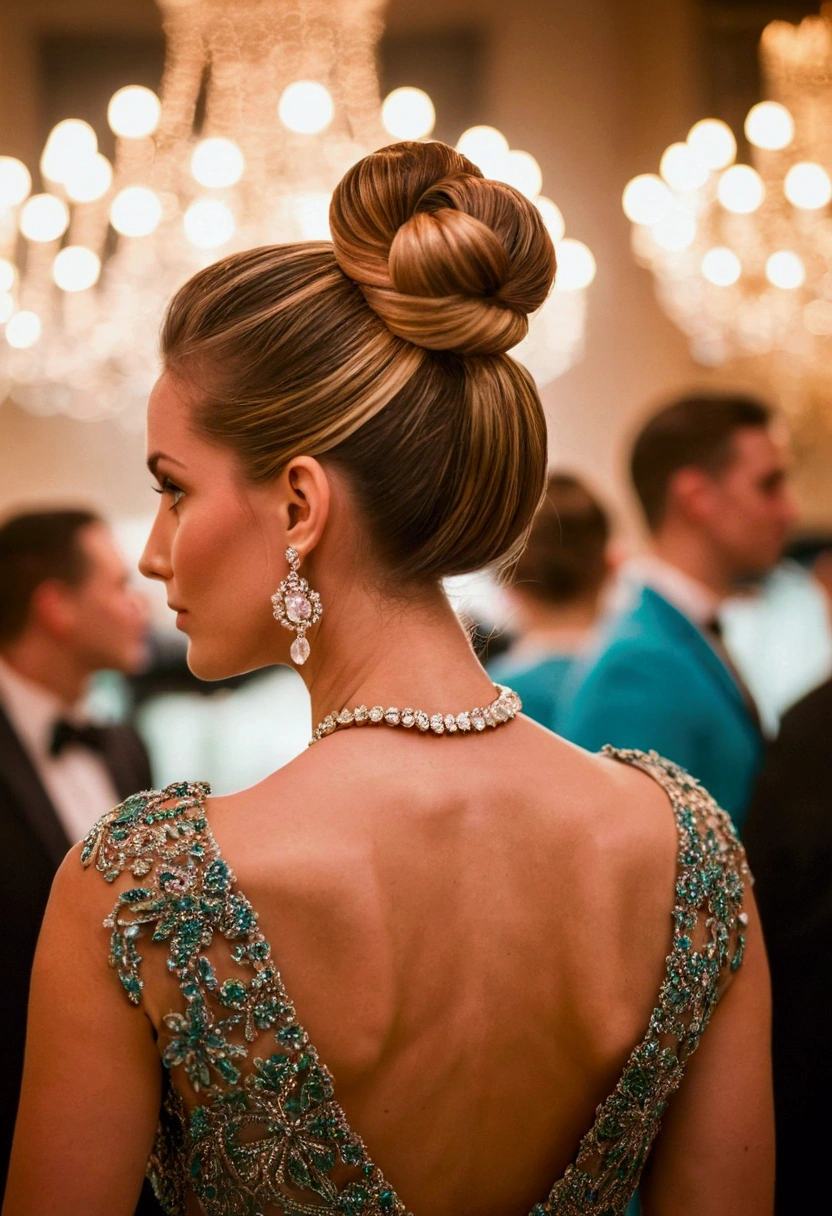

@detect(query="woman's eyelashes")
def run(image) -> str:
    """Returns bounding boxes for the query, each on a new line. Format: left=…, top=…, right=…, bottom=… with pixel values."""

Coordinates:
left=152, top=478, right=185, bottom=508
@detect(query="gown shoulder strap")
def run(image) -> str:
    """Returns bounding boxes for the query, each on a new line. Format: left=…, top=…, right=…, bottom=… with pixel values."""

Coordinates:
left=539, top=747, right=750, bottom=1214
left=80, top=780, right=217, bottom=1005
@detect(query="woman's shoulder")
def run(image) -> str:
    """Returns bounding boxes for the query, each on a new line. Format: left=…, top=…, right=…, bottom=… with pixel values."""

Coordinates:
left=74, top=780, right=261, bottom=1010
left=593, top=745, right=749, bottom=949
left=599, top=745, right=747, bottom=858
left=529, top=732, right=748, bottom=924
left=79, top=779, right=213, bottom=883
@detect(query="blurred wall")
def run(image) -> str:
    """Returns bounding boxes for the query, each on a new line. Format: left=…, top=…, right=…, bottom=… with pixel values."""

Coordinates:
left=0, top=0, right=820, bottom=537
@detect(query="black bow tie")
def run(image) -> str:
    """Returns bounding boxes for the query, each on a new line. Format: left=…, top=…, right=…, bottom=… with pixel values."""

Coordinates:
left=50, top=719, right=108, bottom=757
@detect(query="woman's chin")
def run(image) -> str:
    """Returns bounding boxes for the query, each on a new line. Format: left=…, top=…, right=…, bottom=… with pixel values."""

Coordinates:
left=185, top=643, right=243, bottom=683
left=184, top=639, right=275, bottom=682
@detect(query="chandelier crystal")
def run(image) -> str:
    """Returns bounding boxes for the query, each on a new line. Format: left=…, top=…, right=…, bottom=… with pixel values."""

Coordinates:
left=0, top=0, right=595, bottom=429
left=622, top=2, right=832, bottom=421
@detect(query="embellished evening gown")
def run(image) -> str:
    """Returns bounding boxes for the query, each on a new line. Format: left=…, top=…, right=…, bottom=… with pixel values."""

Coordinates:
left=82, top=748, right=748, bottom=1216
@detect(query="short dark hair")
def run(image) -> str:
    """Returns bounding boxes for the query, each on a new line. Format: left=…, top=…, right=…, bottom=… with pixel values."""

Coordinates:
left=631, top=393, right=772, bottom=531
left=0, top=509, right=102, bottom=643
left=511, top=473, right=611, bottom=604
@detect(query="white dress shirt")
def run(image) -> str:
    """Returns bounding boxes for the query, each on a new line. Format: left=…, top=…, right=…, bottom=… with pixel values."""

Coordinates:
left=0, top=656, right=121, bottom=844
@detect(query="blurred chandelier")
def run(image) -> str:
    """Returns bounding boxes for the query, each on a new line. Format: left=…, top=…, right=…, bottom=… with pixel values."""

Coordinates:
left=0, top=0, right=595, bottom=429
left=622, top=3, right=832, bottom=405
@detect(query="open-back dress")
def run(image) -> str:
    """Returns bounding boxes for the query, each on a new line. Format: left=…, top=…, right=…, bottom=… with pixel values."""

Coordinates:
left=81, top=747, right=748, bottom=1216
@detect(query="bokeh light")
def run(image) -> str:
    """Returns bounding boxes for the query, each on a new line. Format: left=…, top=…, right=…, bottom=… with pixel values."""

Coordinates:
left=686, top=118, right=736, bottom=171
left=456, top=126, right=509, bottom=178
left=765, top=250, right=805, bottom=290
left=19, top=194, right=70, bottom=242
left=717, top=165, right=765, bottom=214
left=0, top=157, right=32, bottom=207
left=497, top=150, right=543, bottom=199
left=701, top=247, right=741, bottom=286
left=183, top=199, right=235, bottom=248
left=64, top=153, right=113, bottom=204
left=622, top=174, right=673, bottom=225
left=40, top=120, right=98, bottom=185
left=107, top=86, right=162, bottom=139
left=660, top=142, right=709, bottom=191
left=784, top=162, right=832, bottom=210
left=554, top=239, right=596, bottom=291
left=5, top=310, right=41, bottom=348
left=278, top=81, right=334, bottom=134
left=652, top=206, right=697, bottom=251
left=744, top=102, right=794, bottom=151
left=191, top=138, right=245, bottom=188
left=535, top=196, right=566, bottom=242
left=110, top=186, right=163, bottom=237
left=52, top=246, right=102, bottom=292
left=381, top=88, right=436, bottom=140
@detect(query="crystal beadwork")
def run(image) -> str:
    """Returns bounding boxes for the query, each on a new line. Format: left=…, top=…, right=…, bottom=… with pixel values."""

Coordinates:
left=80, top=751, right=747, bottom=1216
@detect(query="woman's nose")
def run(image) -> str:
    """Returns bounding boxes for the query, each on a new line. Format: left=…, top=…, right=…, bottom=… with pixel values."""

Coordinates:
left=139, top=521, right=172, bottom=583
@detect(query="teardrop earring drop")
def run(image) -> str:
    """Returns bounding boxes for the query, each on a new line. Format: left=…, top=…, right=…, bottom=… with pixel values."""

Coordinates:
left=270, top=546, right=323, bottom=666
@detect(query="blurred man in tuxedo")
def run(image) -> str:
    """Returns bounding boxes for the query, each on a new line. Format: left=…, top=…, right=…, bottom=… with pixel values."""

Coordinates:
left=561, top=393, right=797, bottom=831
left=744, top=538, right=832, bottom=1213
left=0, top=509, right=161, bottom=1211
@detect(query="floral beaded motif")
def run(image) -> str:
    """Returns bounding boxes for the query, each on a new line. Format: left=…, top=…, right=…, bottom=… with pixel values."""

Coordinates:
left=81, top=750, right=747, bottom=1216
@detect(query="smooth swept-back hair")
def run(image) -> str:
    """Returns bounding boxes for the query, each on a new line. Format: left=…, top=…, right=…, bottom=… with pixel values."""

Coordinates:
left=161, top=141, right=557, bottom=583
left=631, top=393, right=773, bottom=532
left=511, top=473, right=610, bottom=605
left=0, top=509, right=101, bottom=643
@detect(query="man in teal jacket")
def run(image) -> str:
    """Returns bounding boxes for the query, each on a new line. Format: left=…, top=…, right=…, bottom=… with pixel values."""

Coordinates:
left=562, top=393, right=797, bottom=833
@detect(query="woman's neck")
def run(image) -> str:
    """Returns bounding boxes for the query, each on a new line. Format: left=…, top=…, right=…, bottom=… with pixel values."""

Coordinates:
left=300, top=582, right=495, bottom=726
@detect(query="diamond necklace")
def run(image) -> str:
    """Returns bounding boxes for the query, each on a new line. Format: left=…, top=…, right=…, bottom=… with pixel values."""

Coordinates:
left=309, top=684, right=521, bottom=745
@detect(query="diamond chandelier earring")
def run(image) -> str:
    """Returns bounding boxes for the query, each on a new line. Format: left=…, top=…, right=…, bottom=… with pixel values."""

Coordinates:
left=271, top=546, right=323, bottom=666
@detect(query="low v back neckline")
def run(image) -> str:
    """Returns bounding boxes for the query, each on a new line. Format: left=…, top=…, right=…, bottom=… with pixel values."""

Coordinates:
left=83, top=748, right=747, bottom=1215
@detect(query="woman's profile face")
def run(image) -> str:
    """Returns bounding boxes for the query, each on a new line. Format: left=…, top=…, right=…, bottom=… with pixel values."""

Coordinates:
left=139, top=372, right=289, bottom=680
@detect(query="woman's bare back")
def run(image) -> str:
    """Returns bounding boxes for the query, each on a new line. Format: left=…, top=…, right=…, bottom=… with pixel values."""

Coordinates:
left=167, top=719, right=685, bottom=1216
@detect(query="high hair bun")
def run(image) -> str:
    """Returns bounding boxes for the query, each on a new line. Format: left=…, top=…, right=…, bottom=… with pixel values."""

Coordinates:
left=329, top=141, right=556, bottom=356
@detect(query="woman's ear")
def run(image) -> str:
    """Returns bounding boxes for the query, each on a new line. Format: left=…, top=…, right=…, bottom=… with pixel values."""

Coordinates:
left=279, top=456, right=332, bottom=556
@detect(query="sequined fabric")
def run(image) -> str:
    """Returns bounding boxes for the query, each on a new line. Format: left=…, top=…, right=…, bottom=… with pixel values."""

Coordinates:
left=81, top=748, right=748, bottom=1216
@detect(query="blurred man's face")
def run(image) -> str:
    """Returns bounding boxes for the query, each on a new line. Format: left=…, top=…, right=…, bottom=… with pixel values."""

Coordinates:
left=702, top=425, right=798, bottom=581
left=66, top=524, right=149, bottom=675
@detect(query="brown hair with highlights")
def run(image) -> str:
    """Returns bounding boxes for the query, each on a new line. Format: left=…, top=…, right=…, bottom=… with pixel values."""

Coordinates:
left=161, top=141, right=557, bottom=582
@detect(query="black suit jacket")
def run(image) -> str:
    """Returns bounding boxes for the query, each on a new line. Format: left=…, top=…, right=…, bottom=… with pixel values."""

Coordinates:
left=744, top=677, right=832, bottom=1215
left=0, top=703, right=164, bottom=1213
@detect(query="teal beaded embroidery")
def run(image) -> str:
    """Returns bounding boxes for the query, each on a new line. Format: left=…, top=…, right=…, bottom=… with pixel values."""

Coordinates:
left=81, top=749, right=747, bottom=1216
